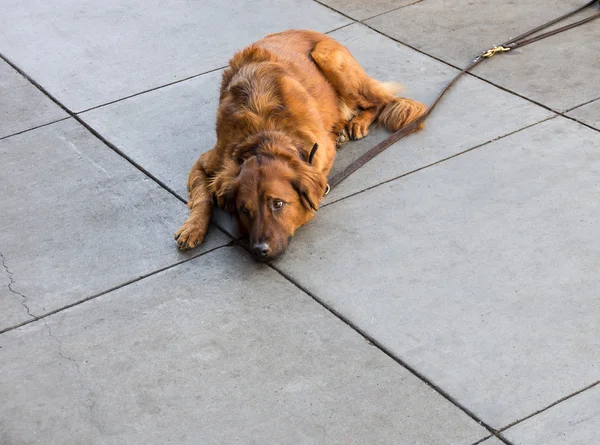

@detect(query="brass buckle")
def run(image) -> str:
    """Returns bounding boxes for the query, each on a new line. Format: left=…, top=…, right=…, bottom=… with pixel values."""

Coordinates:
left=482, top=45, right=511, bottom=58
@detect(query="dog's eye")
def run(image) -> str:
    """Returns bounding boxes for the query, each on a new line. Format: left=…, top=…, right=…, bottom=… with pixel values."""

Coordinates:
left=239, top=207, right=250, bottom=215
left=272, top=200, right=284, bottom=210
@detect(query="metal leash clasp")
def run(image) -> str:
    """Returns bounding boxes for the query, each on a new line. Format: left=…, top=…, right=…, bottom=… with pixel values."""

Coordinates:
left=482, top=45, right=511, bottom=58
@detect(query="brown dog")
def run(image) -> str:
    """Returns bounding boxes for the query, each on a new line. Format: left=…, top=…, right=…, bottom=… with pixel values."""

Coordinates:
left=175, top=30, right=426, bottom=261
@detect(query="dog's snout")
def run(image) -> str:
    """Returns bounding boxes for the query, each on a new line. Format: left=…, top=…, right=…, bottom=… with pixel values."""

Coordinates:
left=252, top=242, right=270, bottom=260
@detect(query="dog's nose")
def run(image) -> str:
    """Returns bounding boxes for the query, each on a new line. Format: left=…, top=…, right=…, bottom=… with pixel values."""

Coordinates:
left=252, top=242, right=270, bottom=259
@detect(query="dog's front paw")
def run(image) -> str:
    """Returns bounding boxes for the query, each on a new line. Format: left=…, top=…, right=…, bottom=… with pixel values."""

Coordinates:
left=347, top=118, right=369, bottom=140
left=174, top=221, right=206, bottom=250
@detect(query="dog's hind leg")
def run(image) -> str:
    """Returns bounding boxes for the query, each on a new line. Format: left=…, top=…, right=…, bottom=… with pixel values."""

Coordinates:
left=310, top=38, right=426, bottom=140
left=174, top=149, right=218, bottom=250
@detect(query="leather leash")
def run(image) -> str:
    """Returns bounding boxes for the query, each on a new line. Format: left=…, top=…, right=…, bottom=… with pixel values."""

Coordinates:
left=327, top=0, right=600, bottom=190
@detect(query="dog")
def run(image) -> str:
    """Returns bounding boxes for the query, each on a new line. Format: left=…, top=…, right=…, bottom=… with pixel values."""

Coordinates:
left=175, top=30, right=426, bottom=261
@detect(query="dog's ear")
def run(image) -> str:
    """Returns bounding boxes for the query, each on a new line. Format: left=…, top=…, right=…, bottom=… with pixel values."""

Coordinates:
left=233, top=138, right=261, bottom=164
left=292, top=162, right=327, bottom=212
left=208, top=160, right=239, bottom=213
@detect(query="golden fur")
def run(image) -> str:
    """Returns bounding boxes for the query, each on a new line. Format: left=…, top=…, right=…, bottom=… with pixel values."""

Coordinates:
left=175, top=30, right=426, bottom=260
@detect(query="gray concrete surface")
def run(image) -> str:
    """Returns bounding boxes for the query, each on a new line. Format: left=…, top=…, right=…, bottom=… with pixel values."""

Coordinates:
left=2, top=0, right=600, bottom=443
left=567, top=99, right=600, bottom=130
left=502, top=385, right=600, bottom=445
left=366, top=0, right=600, bottom=111
left=275, top=117, right=600, bottom=428
left=319, top=0, right=419, bottom=20
left=80, top=71, right=222, bottom=200
left=480, top=438, right=504, bottom=445
left=0, top=248, right=488, bottom=445
left=0, top=60, right=67, bottom=139
left=365, top=0, right=586, bottom=65
left=0, top=119, right=228, bottom=330
left=0, top=0, right=349, bottom=111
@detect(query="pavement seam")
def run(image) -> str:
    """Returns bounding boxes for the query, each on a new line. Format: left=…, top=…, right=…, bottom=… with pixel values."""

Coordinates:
left=554, top=97, right=600, bottom=134
left=560, top=113, right=600, bottom=134
left=0, top=242, right=236, bottom=335
left=0, top=117, right=71, bottom=142
left=493, top=433, right=515, bottom=445
left=74, top=20, right=357, bottom=113
left=324, top=22, right=357, bottom=34
left=268, top=262, right=501, bottom=439
left=564, top=95, right=600, bottom=113
left=469, top=435, right=493, bottom=445
left=50, top=25, right=355, bottom=115
left=77, top=65, right=228, bottom=114
left=473, top=433, right=514, bottom=445
left=497, top=379, right=600, bottom=433
left=357, top=0, right=427, bottom=22
left=321, top=114, right=557, bottom=208
left=0, top=250, right=37, bottom=321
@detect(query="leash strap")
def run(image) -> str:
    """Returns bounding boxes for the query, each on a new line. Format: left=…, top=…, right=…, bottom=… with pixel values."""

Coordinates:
left=327, top=0, right=600, bottom=189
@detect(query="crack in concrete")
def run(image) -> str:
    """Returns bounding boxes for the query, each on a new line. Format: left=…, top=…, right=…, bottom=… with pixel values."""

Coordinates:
left=0, top=251, right=37, bottom=320
left=44, top=320, right=84, bottom=377
left=44, top=320, right=98, bottom=417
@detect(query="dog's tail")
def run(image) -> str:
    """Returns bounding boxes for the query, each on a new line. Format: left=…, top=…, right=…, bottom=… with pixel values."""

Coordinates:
left=377, top=82, right=427, bottom=133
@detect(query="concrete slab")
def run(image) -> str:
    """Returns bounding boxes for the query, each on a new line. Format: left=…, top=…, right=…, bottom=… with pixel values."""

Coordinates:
left=502, top=385, right=600, bottom=445
left=0, top=60, right=67, bottom=139
left=0, top=247, right=488, bottom=445
left=0, top=119, right=229, bottom=331
left=567, top=99, right=600, bottom=130
left=324, top=25, right=552, bottom=202
left=274, top=117, right=600, bottom=428
left=319, top=0, right=418, bottom=20
left=366, top=0, right=600, bottom=111
left=0, top=0, right=350, bottom=112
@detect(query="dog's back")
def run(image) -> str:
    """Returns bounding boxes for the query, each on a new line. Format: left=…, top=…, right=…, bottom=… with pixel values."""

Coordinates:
left=216, top=31, right=343, bottom=161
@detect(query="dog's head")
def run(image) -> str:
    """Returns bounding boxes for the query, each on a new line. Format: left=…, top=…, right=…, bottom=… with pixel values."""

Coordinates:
left=210, top=132, right=327, bottom=261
